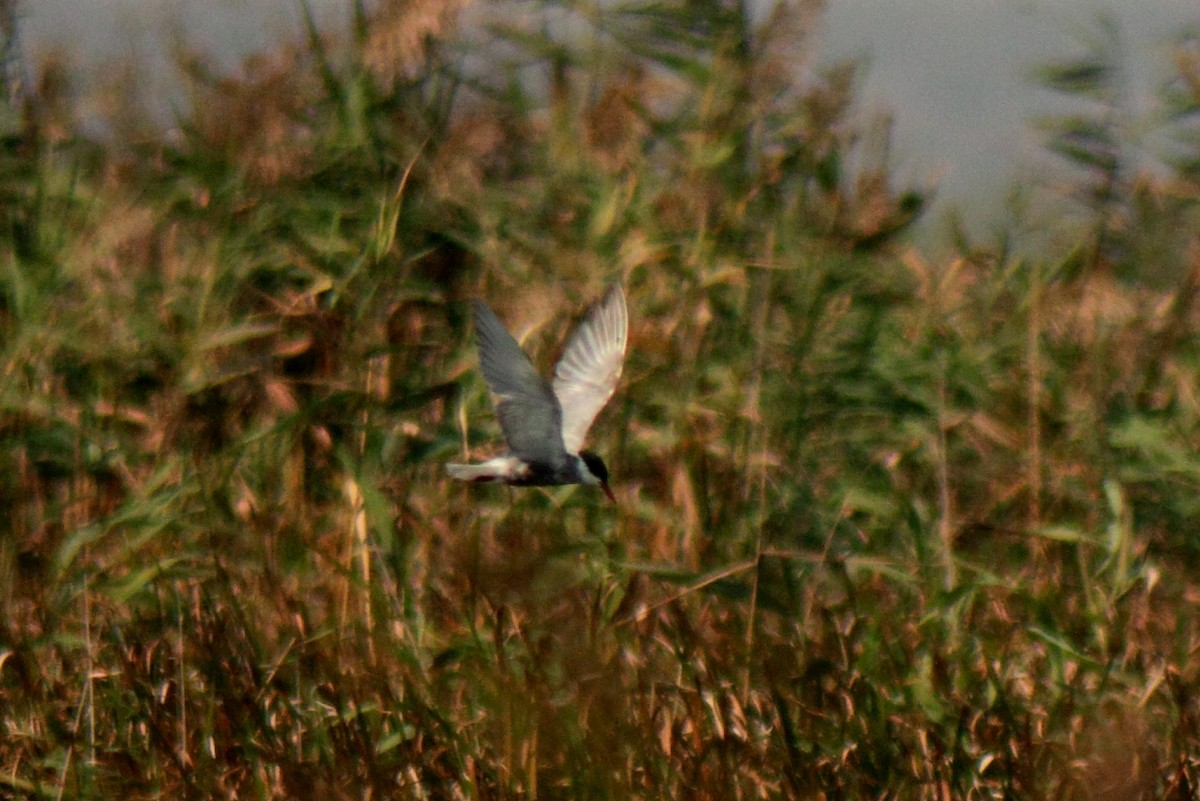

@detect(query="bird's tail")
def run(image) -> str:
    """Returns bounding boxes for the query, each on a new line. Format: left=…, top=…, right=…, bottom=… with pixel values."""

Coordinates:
left=446, top=462, right=501, bottom=482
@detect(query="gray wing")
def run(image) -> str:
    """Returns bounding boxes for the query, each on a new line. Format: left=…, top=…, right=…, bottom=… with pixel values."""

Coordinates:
left=552, top=284, right=628, bottom=454
left=472, top=300, right=567, bottom=463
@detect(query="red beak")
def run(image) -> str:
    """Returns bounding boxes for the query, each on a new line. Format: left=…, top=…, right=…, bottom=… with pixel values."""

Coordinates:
left=600, top=481, right=616, bottom=503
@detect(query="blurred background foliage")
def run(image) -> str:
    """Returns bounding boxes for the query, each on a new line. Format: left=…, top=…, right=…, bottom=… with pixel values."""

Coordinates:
left=2, top=0, right=1200, bottom=798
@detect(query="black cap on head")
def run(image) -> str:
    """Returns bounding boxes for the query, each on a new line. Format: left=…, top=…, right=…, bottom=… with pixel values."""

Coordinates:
left=579, top=451, right=609, bottom=482
left=579, top=451, right=616, bottom=502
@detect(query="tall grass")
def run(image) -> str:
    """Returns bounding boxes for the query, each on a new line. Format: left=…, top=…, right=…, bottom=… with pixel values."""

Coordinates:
left=2, top=1, right=1200, bottom=798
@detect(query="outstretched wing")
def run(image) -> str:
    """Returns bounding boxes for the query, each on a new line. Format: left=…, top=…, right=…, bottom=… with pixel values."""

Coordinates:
left=472, top=300, right=566, bottom=463
left=552, top=284, right=628, bottom=454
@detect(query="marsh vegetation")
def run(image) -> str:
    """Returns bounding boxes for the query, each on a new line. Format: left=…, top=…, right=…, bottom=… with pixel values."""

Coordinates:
left=3, top=1, right=1200, bottom=798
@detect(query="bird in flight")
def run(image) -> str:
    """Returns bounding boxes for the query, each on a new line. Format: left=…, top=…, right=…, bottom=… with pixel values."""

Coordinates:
left=446, top=284, right=628, bottom=502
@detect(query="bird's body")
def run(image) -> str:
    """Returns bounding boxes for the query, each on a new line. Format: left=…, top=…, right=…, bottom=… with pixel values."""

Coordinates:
left=446, top=284, right=628, bottom=501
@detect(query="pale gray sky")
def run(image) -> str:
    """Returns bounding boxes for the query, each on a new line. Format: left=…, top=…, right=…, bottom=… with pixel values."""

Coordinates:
left=16, top=1, right=1200, bottom=242
left=821, top=1, right=1198, bottom=242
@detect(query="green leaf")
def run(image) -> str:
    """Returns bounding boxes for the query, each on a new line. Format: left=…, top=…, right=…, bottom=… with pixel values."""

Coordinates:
left=102, top=557, right=188, bottom=604
left=1035, top=60, right=1112, bottom=96
left=196, top=321, right=280, bottom=351
left=1031, top=525, right=1092, bottom=544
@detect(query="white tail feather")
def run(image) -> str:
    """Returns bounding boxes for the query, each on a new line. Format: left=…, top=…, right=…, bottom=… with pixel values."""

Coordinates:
left=446, top=463, right=499, bottom=482
left=445, top=455, right=527, bottom=483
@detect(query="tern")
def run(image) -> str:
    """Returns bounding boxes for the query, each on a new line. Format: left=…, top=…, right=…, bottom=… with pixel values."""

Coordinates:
left=446, top=284, right=628, bottom=501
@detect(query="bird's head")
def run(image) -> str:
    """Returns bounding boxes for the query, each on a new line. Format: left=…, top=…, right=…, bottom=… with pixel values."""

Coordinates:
left=578, top=451, right=616, bottom=502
